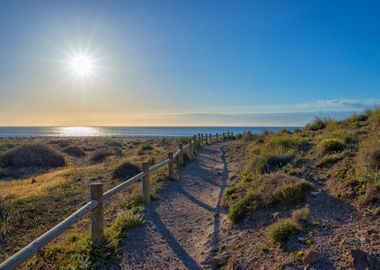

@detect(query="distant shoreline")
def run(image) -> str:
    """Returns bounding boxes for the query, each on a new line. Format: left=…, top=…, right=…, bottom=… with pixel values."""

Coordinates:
left=0, top=126, right=302, bottom=138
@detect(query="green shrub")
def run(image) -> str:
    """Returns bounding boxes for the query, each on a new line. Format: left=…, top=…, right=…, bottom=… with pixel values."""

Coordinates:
left=90, top=149, right=113, bottom=163
left=358, top=173, right=380, bottom=204
left=306, top=117, right=326, bottom=131
left=358, top=137, right=380, bottom=173
left=317, top=153, right=345, bottom=167
left=228, top=191, right=257, bottom=223
left=248, top=153, right=294, bottom=174
left=242, top=131, right=254, bottom=141
left=140, top=144, right=153, bottom=151
left=112, top=162, right=141, bottom=180
left=266, top=219, right=301, bottom=243
left=0, top=144, right=65, bottom=168
left=269, top=180, right=312, bottom=205
left=108, top=141, right=123, bottom=148
left=62, top=145, right=86, bottom=157
left=267, top=135, right=304, bottom=151
left=106, top=209, right=142, bottom=248
left=291, top=207, right=310, bottom=224
left=317, top=138, right=345, bottom=154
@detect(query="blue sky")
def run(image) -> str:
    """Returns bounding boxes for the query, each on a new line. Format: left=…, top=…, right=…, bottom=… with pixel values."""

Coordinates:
left=0, top=0, right=379, bottom=126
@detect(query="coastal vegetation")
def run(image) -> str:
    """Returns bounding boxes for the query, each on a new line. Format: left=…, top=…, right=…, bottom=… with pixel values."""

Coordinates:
left=0, top=137, right=183, bottom=268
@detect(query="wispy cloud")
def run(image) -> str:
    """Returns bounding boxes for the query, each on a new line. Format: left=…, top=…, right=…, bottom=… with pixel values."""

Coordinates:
left=317, top=99, right=380, bottom=108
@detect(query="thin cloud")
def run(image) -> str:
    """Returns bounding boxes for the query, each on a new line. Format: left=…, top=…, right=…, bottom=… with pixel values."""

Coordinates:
left=317, top=99, right=380, bottom=108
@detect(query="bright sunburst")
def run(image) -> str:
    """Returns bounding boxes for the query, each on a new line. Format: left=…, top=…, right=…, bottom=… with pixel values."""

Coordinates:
left=67, top=52, right=96, bottom=79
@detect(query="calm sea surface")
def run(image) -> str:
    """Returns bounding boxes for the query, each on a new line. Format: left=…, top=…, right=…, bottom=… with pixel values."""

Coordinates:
left=0, top=126, right=301, bottom=137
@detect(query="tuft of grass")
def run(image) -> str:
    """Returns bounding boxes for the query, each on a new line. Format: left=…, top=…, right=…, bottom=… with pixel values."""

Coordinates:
left=317, top=138, right=345, bottom=154
left=291, top=206, right=310, bottom=225
left=228, top=191, right=258, bottom=223
left=266, top=219, right=301, bottom=243
left=140, top=144, right=153, bottom=151
left=62, top=145, right=86, bottom=157
left=112, top=162, right=141, bottom=180
left=317, top=152, right=345, bottom=167
left=0, top=144, right=65, bottom=168
left=108, top=141, right=123, bottom=148
left=357, top=136, right=380, bottom=174
left=106, top=209, right=142, bottom=249
left=248, top=153, right=294, bottom=174
left=90, top=149, right=113, bottom=163
left=242, top=131, right=254, bottom=142
left=306, top=117, right=327, bottom=131
left=358, top=173, right=380, bottom=204
left=269, top=180, right=312, bottom=206
left=267, top=135, right=304, bottom=152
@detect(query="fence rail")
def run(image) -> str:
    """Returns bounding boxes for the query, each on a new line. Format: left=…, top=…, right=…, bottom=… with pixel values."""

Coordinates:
left=0, top=132, right=235, bottom=270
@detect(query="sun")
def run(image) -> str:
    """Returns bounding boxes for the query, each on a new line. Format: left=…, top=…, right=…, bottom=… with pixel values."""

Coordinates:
left=68, top=53, right=95, bottom=79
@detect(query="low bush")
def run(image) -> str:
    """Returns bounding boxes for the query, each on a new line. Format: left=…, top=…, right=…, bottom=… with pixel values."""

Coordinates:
left=228, top=191, right=258, bottom=223
left=357, top=137, right=380, bottom=173
left=269, top=180, right=312, bottom=205
left=242, top=131, right=254, bottom=142
left=291, top=207, right=310, bottom=225
left=140, top=144, right=153, bottom=151
left=317, top=153, right=345, bottom=167
left=108, top=141, right=123, bottom=148
left=317, top=138, right=345, bottom=154
left=90, top=149, right=113, bottom=163
left=0, top=144, right=65, bottom=168
left=306, top=117, right=326, bottom=131
left=112, top=162, right=141, bottom=180
left=62, top=146, right=86, bottom=157
left=267, top=135, right=304, bottom=152
left=358, top=173, right=380, bottom=204
left=266, top=219, right=300, bottom=243
left=248, top=153, right=294, bottom=174
left=106, top=209, right=142, bottom=248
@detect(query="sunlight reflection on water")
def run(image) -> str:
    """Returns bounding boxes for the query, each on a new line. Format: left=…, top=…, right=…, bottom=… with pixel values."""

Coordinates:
left=56, top=127, right=100, bottom=136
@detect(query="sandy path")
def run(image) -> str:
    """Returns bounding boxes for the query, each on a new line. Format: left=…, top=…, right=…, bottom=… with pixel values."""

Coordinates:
left=114, top=142, right=229, bottom=270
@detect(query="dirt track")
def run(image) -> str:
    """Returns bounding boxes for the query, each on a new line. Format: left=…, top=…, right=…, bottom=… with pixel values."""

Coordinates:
left=114, top=142, right=229, bottom=270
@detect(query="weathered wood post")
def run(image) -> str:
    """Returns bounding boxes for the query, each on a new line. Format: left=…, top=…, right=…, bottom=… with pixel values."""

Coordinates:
left=90, top=183, right=104, bottom=244
left=197, top=133, right=201, bottom=146
left=209, top=133, right=212, bottom=143
left=168, top=152, right=174, bottom=179
left=179, top=144, right=184, bottom=166
left=142, top=162, right=150, bottom=204
left=216, top=133, right=218, bottom=142
left=231, top=131, right=234, bottom=139
left=201, top=133, right=204, bottom=145
left=227, top=131, right=230, bottom=139
left=188, top=140, right=193, bottom=159
left=193, top=135, right=197, bottom=153
left=223, top=132, right=225, bottom=140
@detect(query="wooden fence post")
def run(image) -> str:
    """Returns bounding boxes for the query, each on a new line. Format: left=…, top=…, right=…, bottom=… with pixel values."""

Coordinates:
left=90, top=183, right=104, bottom=244
left=201, top=134, right=204, bottom=145
left=227, top=131, right=230, bottom=139
left=197, top=133, right=201, bottom=146
left=168, top=152, right=174, bottom=179
left=179, top=144, right=184, bottom=166
left=209, top=133, right=212, bottom=143
left=216, top=133, right=218, bottom=143
left=193, top=135, right=197, bottom=152
left=142, top=162, right=150, bottom=204
left=188, top=141, right=193, bottom=159
left=223, top=132, right=225, bottom=140
left=231, top=131, right=234, bottom=139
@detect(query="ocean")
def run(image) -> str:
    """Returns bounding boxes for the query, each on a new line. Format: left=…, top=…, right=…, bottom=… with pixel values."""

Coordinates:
left=0, top=126, right=301, bottom=137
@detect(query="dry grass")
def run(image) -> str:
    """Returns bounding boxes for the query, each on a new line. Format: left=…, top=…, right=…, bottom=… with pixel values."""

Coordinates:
left=0, top=136, right=180, bottom=268
left=0, top=168, right=73, bottom=199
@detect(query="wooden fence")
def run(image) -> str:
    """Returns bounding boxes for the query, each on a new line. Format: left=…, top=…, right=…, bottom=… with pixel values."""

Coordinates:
left=0, top=131, right=235, bottom=270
